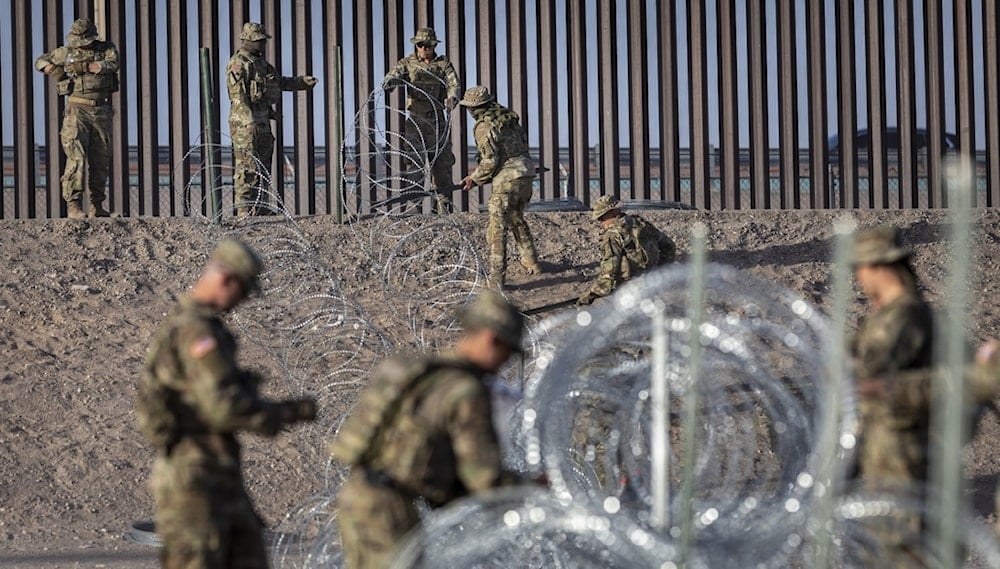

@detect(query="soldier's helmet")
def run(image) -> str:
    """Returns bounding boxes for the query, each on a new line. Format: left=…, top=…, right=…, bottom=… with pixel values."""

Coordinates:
left=410, top=27, right=439, bottom=46
left=459, top=85, right=495, bottom=108
left=210, top=238, right=263, bottom=294
left=240, top=22, right=271, bottom=42
left=458, top=291, right=525, bottom=352
left=591, top=195, right=622, bottom=220
left=67, top=18, right=99, bottom=47
left=852, top=226, right=912, bottom=266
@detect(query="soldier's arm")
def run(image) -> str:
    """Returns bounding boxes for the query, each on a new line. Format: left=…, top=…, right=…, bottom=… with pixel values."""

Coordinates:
left=93, top=43, right=119, bottom=74
left=382, top=58, right=409, bottom=90
left=35, top=46, right=67, bottom=73
left=470, top=122, right=499, bottom=185
left=448, top=382, right=513, bottom=493
left=226, top=59, right=252, bottom=107
left=443, top=61, right=460, bottom=103
left=589, top=232, right=626, bottom=298
left=853, top=306, right=931, bottom=380
left=279, top=75, right=313, bottom=91
left=175, top=321, right=286, bottom=435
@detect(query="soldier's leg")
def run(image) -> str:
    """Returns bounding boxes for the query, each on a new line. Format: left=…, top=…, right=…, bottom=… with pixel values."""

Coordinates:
left=152, top=462, right=227, bottom=569
left=337, top=471, right=420, bottom=569
left=507, top=177, right=541, bottom=273
left=249, top=125, right=275, bottom=213
left=228, top=492, right=269, bottom=569
left=232, top=124, right=254, bottom=213
left=59, top=106, right=87, bottom=218
left=486, top=187, right=512, bottom=288
left=85, top=107, right=114, bottom=217
left=429, top=121, right=455, bottom=213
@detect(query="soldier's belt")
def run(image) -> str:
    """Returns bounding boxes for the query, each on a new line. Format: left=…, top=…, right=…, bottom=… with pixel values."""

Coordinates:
left=67, top=95, right=112, bottom=107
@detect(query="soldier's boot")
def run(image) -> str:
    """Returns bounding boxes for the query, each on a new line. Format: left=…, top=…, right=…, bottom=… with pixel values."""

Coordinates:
left=519, top=247, right=542, bottom=275
left=88, top=202, right=115, bottom=218
left=66, top=200, right=86, bottom=219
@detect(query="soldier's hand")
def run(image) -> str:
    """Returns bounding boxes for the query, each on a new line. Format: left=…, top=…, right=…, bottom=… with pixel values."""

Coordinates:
left=66, top=61, right=89, bottom=75
left=43, top=63, right=57, bottom=74
left=303, top=75, right=318, bottom=88
left=381, top=78, right=399, bottom=93
left=577, top=292, right=596, bottom=306
left=87, top=62, right=102, bottom=74
left=461, top=175, right=475, bottom=191
left=445, top=96, right=458, bottom=111
left=282, top=397, right=318, bottom=423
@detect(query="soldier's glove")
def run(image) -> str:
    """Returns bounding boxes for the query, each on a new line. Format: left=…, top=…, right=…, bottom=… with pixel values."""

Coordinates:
left=381, top=78, right=400, bottom=93
left=445, top=96, right=458, bottom=111
left=65, top=61, right=90, bottom=75
left=577, top=292, right=597, bottom=306
left=280, top=397, right=318, bottom=423
left=303, top=75, right=318, bottom=88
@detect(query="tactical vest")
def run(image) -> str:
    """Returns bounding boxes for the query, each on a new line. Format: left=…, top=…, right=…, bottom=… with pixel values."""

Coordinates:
left=64, top=44, right=119, bottom=96
left=403, top=56, right=450, bottom=113
left=329, top=356, right=439, bottom=466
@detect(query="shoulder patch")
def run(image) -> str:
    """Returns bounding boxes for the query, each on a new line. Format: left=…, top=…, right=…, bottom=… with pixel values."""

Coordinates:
left=228, top=62, right=242, bottom=74
left=189, top=336, right=218, bottom=358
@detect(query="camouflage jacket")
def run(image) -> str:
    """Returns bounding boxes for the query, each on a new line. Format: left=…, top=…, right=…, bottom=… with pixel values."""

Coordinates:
left=850, top=292, right=934, bottom=381
left=227, top=48, right=312, bottom=127
left=137, top=296, right=287, bottom=471
left=35, top=41, right=119, bottom=98
left=383, top=53, right=459, bottom=114
left=470, top=105, right=533, bottom=185
left=347, top=350, right=514, bottom=506
left=588, top=214, right=677, bottom=298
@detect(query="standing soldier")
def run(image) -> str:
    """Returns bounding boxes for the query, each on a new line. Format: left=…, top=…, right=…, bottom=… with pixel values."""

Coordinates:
left=137, top=238, right=317, bottom=568
left=227, top=22, right=317, bottom=216
left=576, top=195, right=677, bottom=306
left=331, top=291, right=529, bottom=568
left=382, top=28, right=460, bottom=213
left=459, top=86, right=542, bottom=288
left=35, top=18, right=119, bottom=219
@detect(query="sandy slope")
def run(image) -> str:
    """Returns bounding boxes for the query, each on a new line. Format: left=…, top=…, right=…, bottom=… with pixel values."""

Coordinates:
left=1, top=208, right=999, bottom=567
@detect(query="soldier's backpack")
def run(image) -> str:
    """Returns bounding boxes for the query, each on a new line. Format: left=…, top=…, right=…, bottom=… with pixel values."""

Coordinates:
left=329, top=356, right=439, bottom=466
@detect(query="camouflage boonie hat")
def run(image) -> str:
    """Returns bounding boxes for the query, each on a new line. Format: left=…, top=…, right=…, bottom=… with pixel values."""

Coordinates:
left=458, top=291, right=525, bottom=352
left=67, top=18, right=99, bottom=47
left=210, top=238, right=263, bottom=294
left=852, top=226, right=911, bottom=266
left=591, top=195, right=622, bottom=220
left=410, top=27, right=439, bottom=45
left=459, top=85, right=495, bottom=108
left=240, top=22, right=271, bottom=42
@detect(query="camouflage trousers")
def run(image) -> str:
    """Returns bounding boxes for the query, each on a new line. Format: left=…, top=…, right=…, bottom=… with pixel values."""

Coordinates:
left=486, top=173, right=538, bottom=286
left=151, top=458, right=269, bottom=569
left=403, top=112, right=454, bottom=212
left=337, top=468, right=420, bottom=569
left=231, top=122, right=274, bottom=208
left=60, top=101, right=113, bottom=206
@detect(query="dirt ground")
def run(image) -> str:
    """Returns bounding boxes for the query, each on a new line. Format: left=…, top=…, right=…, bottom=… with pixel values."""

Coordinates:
left=2, top=207, right=1000, bottom=567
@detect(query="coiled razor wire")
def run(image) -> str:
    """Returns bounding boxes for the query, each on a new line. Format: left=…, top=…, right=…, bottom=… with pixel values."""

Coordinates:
left=341, top=80, right=455, bottom=218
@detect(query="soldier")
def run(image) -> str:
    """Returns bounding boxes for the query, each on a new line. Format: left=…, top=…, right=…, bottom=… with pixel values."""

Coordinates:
left=227, top=22, right=317, bottom=216
left=35, top=18, right=119, bottom=219
left=137, top=238, right=317, bottom=569
left=849, top=226, right=935, bottom=489
left=459, top=86, right=542, bottom=288
left=331, top=291, right=528, bottom=569
left=576, top=195, right=677, bottom=306
left=382, top=28, right=460, bottom=213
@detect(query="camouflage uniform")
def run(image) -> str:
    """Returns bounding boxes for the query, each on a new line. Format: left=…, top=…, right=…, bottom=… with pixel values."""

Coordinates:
left=460, top=86, right=540, bottom=287
left=383, top=28, right=460, bottom=211
left=331, top=292, right=523, bottom=569
left=847, top=228, right=935, bottom=566
left=137, top=239, right=316, bottom=569
left=226, top=23, right=316, bottom=215
left=35, top=18, right=119, bottom=218
left=578, top=196, right=677, bottom=305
